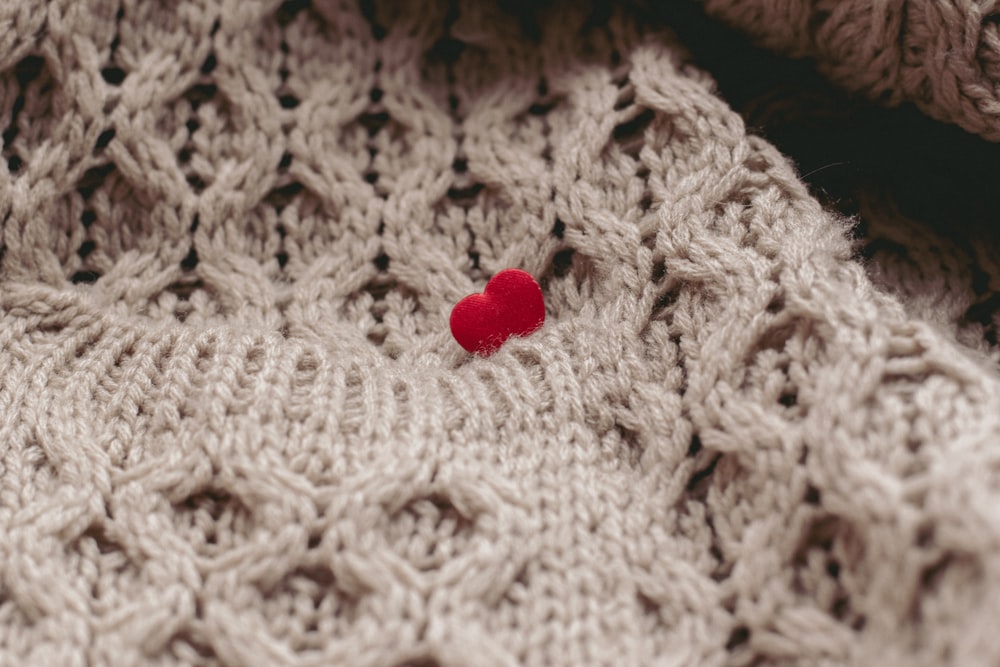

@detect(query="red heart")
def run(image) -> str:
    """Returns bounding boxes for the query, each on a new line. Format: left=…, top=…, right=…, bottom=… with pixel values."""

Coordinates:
left=450, top=269, right=545, bottom=356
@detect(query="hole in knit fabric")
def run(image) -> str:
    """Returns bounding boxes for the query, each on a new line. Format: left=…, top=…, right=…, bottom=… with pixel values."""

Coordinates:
left=613, top=78, right=635, bottom=111
left=919, top=553, right=958, bottom=593
left=180, top=247, right=199, bottom=272
left=551, top=248, right=574, bottom=278
left=725, top=625, right=750, bottom=650
left=186, top=174, right=207, bottom=192
left=184, top=82, right=218, bottom=110
left=778, top=389, right=798, bottom=407
left=636, top=590, right=661, bottom=618
left=686, top=454, right=721, bottom=497
left=76, top=240, right=96, bottom=259
left=166, top=279, right=203, bottom=303
left=650, top=284, right=682, bottom=323
left=264, top=181, right=305, bottom=212
left=804, top=484, right=821, bottom=505
left=358, top=109, right=390, bottom=137
left=278, top=93, right=300, bottom=109
left=200, top=52, right=217, bottom=75
left=71, top=270, right=101, bottom=284
left=551, top=218, right=565, bottom=239
left=446, top=181, right=485, bottom=204
left=100, top=66, right=126, bottom=85
left=650, top=258, right=666, bottom=283
left=13, top=54, right=44, bottom=87
left=612, top=107, right=655, bottom=158
left=76, top=163, right=115, bottom=200
left=94, top=128, right=116, bottom=151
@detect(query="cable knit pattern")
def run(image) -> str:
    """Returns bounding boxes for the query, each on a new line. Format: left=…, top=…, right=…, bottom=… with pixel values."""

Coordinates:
left=2, top=1, right=1000, bottom=666
left=701, top=0, right=1000, bottom=141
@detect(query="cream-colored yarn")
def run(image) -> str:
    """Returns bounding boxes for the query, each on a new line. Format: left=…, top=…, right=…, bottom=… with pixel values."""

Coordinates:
left=2, top=1, right=1000, bottom=666
left=701, top=0, right=1000, bottom=141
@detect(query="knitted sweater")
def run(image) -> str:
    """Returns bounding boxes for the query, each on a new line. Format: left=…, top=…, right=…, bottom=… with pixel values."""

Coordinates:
left=2, top=1, right=999, bottom=666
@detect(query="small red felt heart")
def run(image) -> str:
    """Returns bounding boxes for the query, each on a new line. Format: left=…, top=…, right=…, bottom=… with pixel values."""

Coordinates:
left=450, top=268, right=545, bottom=356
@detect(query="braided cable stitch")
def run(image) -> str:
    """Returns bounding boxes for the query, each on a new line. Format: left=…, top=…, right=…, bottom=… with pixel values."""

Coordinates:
left=703, top=0, right=1000, bottom=141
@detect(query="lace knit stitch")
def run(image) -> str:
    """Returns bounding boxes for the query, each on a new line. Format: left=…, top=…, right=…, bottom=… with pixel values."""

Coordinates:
left=2, top=1, right=1000, bottom=666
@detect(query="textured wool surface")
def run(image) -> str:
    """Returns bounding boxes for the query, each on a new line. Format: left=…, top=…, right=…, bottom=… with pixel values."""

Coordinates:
left=2, top=1, right=1000, bottom=666
left=658, top=1, right=1000, bottom=363
left=702, top=0, right=1000, bottom=141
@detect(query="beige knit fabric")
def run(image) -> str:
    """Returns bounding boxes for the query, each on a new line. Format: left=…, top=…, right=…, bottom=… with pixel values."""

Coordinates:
left=3, top=1, right=1000, bottom=666
left=702, top=0, right=1000, bottom=141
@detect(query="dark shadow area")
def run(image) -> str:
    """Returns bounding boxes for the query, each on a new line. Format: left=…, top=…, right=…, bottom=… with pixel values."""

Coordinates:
left=649, top=1, right=998, bottom=241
